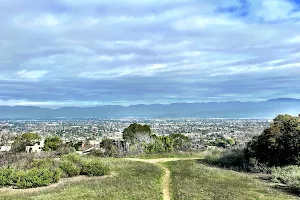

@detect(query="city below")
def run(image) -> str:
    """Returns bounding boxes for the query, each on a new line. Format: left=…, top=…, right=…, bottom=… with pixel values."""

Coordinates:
left=0, top=118, right=270, bottom=152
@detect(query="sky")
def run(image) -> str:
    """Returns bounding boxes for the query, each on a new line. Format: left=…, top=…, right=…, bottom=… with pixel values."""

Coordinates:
left=1, top=0, right=300, bottom=108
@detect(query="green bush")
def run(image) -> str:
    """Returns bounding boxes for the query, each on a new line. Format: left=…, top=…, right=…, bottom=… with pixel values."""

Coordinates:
left=61, top=153, right=82, bottom=164
left=29, top=158, right=57, bottom=169
left=0, top=154, right=109, bottom=189
left=81, top=159, right=110, bottom=176
left=203, top=148, right=270, bottom=172
left=52, top=168, right=62, bottom=183
left=0, top=168, right=14, bottom=186
left=13, top=170, right=32, bottom=188
left=59, top=160, right=81, bottom=177
left=13, top=167, right=60, bottom=189
left=204, top=148, right=245, bottom=167
left=271, top=165, right=300, bottom=190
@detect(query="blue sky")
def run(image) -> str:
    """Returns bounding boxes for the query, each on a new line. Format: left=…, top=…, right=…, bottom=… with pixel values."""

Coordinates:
left=1, top=0, right=300, bottom=107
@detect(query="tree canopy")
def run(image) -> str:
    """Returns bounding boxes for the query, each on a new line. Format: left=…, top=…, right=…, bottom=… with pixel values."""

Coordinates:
left=13, top=132, right=41, bottom=152
left=44, top=136, right=63, bottom=151
left=169, top=133, right=192, bottom=151
left=246, top=114, right=300, bottom=166
left=122, top=123, right=151, bottom=143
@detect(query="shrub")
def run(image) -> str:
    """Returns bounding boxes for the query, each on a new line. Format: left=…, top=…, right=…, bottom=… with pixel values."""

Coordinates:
left=61, top=153, right=82, bottom=164
left=248, top=157, right=270, bottom=174
left=52, top=168, right=62, bottom=183
left=81, top=159, right=110, bottom=176
left=203, top=148, right=270, bottom=172
left=90, top=149, right=105, bottom=157
left=271, top=165, right=300, bottom=190
left=13, top=170, right=32, bottom=189
left=204, top=148, right=246, bottom=167
left=13, top=167, right=60, bottom=189
left=29, top=158, right=57, bottom=169
left=59, top=160, right=81, bottom=177
left=0, top=168, right=14, bottom=186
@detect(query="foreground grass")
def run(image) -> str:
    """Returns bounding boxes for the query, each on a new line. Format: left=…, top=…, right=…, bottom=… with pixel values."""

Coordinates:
left=0, top=159, right=163, bottom=200
left=166, top=160, right=299, bottom=200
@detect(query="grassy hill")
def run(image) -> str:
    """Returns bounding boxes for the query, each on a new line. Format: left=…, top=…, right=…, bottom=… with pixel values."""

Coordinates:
left=0, top=159, right=163, bottom=200
left=0, top=154, right=298, bottom=200
left=166, top=160, right=298, bottom=200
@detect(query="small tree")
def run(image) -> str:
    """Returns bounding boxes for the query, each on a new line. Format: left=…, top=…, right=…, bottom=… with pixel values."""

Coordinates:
left=44, top=136, right=63, bottom=151
left=12, top=133, right=41, bottom=152
left=170, top=133, right=192, bottom=151
left=122, top=123, right=151, bottom=144
left=101, top=138, right=117, bottom=157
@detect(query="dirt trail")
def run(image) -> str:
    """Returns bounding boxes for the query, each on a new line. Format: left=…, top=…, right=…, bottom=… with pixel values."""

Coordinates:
left=125, top=157, right=199, bottom=200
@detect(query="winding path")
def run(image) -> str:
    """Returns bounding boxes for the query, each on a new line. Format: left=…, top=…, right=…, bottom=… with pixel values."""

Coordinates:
left=125, top=158, right=199, bottom=200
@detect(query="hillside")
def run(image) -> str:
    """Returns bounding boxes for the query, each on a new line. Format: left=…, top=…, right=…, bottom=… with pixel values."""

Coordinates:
left=0, top=154, right=298, bottom=200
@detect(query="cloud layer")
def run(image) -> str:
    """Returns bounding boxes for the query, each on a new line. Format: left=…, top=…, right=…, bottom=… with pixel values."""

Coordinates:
left=1, top=0, right=300, bottom=107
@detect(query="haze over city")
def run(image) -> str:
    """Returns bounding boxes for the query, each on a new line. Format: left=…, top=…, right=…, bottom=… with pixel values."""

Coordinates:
left=1, top=0, right=300, bottom=108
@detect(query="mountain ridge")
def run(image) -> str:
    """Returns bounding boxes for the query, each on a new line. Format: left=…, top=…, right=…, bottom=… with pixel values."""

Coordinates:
left=0, top=98, right=299, bottom=119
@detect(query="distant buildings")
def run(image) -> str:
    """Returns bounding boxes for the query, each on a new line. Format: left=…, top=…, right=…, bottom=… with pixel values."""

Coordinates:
left=25, top=139, right=45, bottom=153
left=0, top=145, right=11, bottom=152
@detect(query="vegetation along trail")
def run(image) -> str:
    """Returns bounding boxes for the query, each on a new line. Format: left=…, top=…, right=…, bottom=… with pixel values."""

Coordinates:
left=125, top=157, right=199, bottom=200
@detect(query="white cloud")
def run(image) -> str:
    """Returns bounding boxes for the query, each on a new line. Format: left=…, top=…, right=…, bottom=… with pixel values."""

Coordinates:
left=0, top=0, right=300, bottom=106
left=17, top=70, right=48, bottom=79
left=173, top=15, right=244, bottom=31
left=250, top=0, right=299, bottom=22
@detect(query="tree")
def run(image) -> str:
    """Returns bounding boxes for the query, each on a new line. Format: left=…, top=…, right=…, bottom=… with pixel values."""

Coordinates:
left=246, top=114, right=300, bottom=166
left=169, top=133, right=192, bottom=151
left=44, top=136, right=63, bottom=151
left=0, top=126, right=10, bottom=147
left=101, top=138, right=117, bottom=157
left=146, top=135, right=174, bottom=153
left=12, top=133, right=41, bottom=152
left=122, top=123, right=151, bottom=144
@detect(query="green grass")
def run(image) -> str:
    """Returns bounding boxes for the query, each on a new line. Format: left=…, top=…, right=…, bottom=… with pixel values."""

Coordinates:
left=1, top=156, right=299, bottom=200
left=0, top=159, right=163, bottom=200
left=165, top=160, right=299, bottom=200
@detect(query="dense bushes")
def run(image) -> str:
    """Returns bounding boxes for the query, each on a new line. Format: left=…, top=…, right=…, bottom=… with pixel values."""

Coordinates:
left=60, top=153, right=110, bottom=177
left=60, top=160, right=80, bottom=177
left=14, top=167, right=62, bottom=189
left=204, top=148, right=247, bottom=170
left=204, top=148, right=270, bottom=173
left=0, top=168, right=14, bottom=186
left=0, top=165, right=62, bottom=189
left=0, top=153, right=109, bottom=189
left=271, top=165, right=300, bottom=190
left=81, top=159, right=110, bottom=176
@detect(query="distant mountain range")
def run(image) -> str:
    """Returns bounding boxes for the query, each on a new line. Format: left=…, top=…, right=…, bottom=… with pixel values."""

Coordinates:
left=0, top=98, right=299, bottom=119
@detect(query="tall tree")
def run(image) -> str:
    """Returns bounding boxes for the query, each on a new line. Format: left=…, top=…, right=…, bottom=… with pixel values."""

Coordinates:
left=122, top=123, right=151, bottom=144
left=246, top=114, right=300, bottom=166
